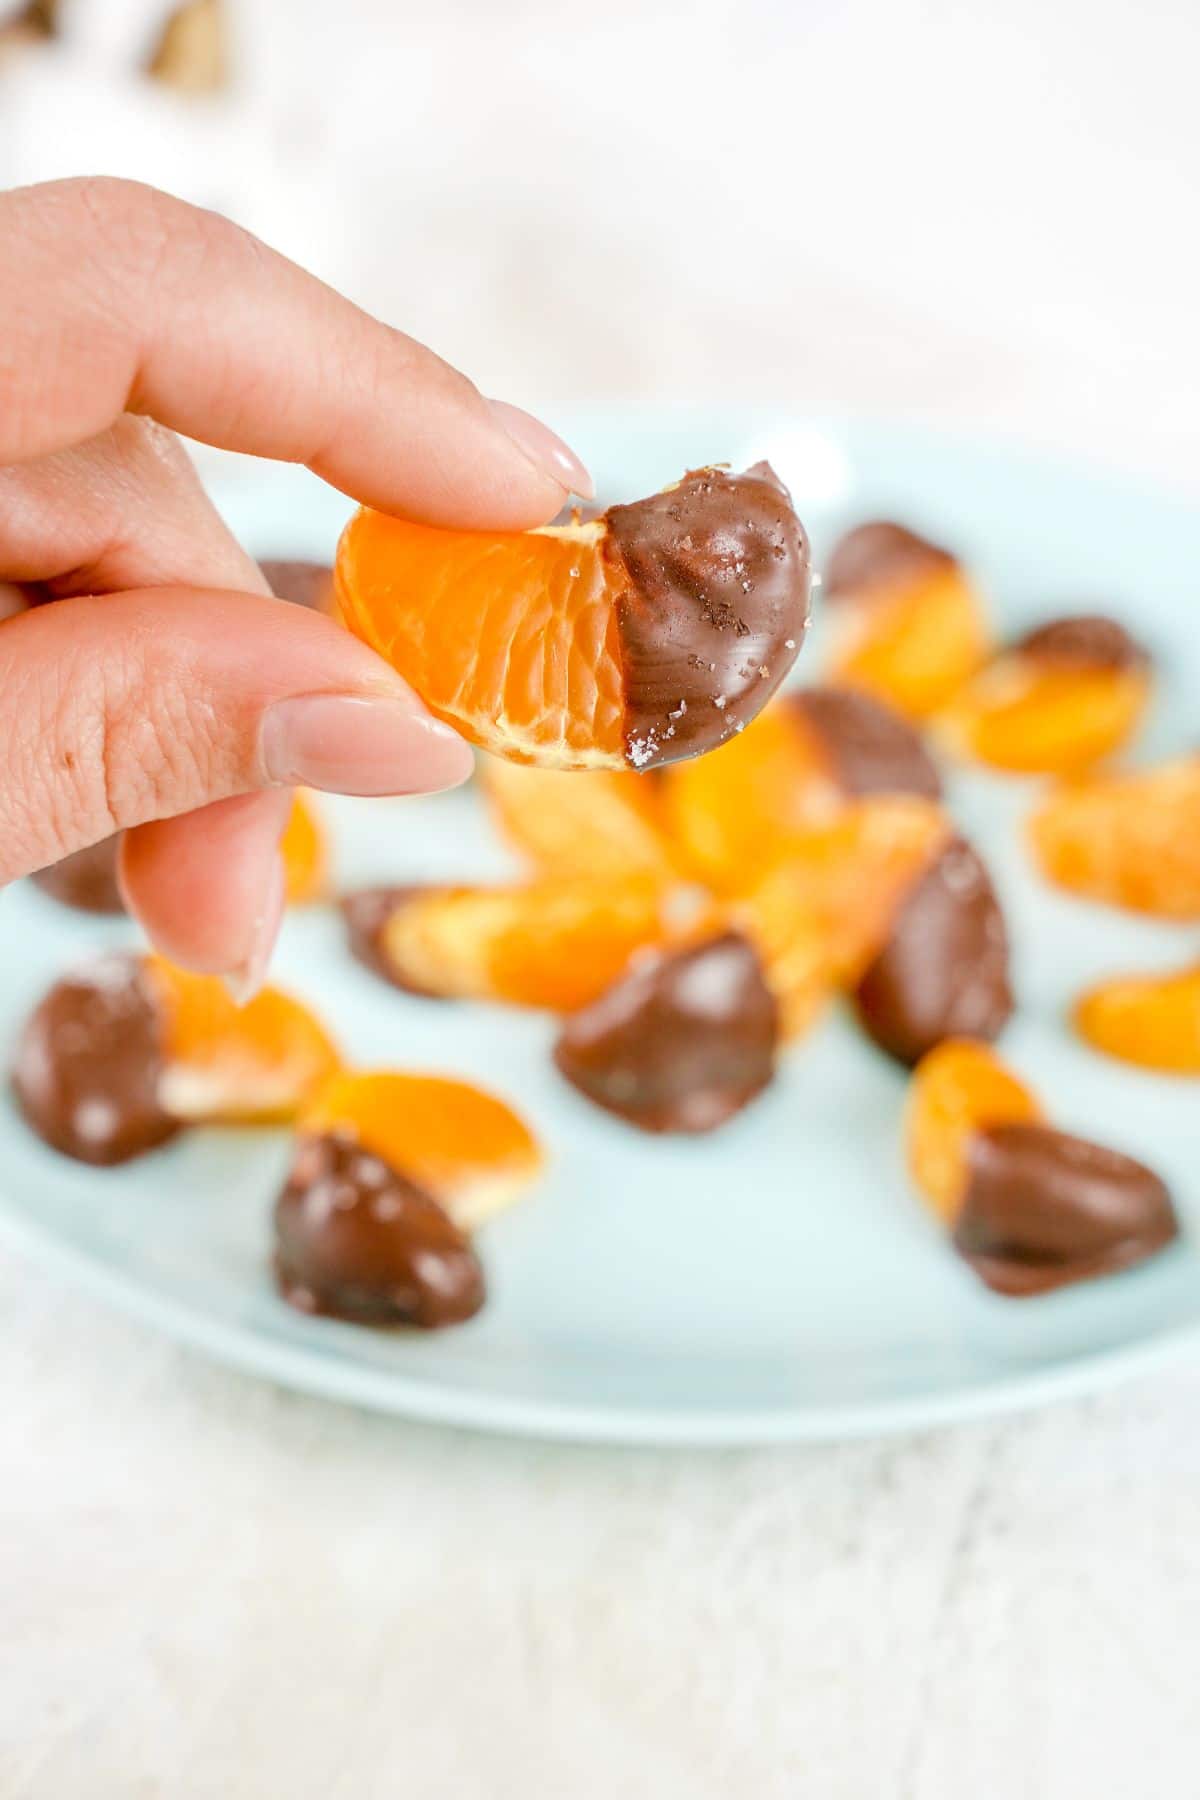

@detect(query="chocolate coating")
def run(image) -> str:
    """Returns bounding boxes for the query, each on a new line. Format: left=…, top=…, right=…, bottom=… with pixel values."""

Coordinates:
left=554, top=930, right=779, bottom=1133
left=274, top=1130, right=485, bottom=1328
left=955, top=1122, right=1177, bottom=1297
left=787, top=686, right=942, bottom=800
left=340, top=885, right=447, bottom=996
left=12, top=955, right=179, bottom=1165
left=30, top=834, right=125, bottom=914
left=258, top=558, right=337, bottom=615
left=1015, top=613, right=1149, bottom=670
left=823, top=521, right=954, bottom=601
left=604, top=463, right=810, bottom=768
left=854, top=837, right=1012, bottom=1066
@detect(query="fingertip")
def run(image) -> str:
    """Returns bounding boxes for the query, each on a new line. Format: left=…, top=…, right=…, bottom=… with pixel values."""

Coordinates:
left=485, top=400, right=595, bottom=503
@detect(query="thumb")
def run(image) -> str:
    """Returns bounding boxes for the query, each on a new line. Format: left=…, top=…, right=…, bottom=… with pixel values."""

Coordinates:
left=0, top=586, right=472, bottom=882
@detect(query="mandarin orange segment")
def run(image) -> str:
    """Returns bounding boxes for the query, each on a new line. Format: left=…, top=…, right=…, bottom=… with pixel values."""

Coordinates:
left=1028, top=756, right=1200, bottom=919
left=727, top=884, right=830, bottom=1040
left=826, top=567, right=991, bottom=721
left=335, top=464, right=811, bottom=771
left=280, top=792, right=329, bottom=904
left=378, top=876, right=700, bottom=1012
left=145, top=958, right=341, bottom=1123
left=299, top=1070, right=543, bottom=1230
left=482, top=759, right=679, bottom=883
left=937, top=657, right=1151, bottom=773
left=905, top=1039, right=1044, bottom=1224
left=661, top=702, right=839, bottom=892
left=1074, top=966, right=1200, bottom=1074
left=737, top=797, right=951, bottom=992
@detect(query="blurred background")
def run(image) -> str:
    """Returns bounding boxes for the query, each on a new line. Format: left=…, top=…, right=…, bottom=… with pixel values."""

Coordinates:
left=2, top=0, right=1199, bottom=487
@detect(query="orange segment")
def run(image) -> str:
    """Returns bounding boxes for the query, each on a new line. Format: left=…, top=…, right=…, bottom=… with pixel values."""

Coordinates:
left=145, top=958, right=341, bottom=1123
left=299, top=1070, right=543, bottom=1230
left=661, top=702, right=840, bottom=893
left=378, top=877, right=698, bottom=1012
left=937, top=657, right=1150, bottom=772
left=827, top=567, right=990, bottom=720
left=482, top=760, right=678, bottom=883
left=736, top=797, right=951, bottom=992
left=337, top=510, right=625, bottom=769
left=280, top=792, right=328, bottom=904
left=1074, top=965, right=1200, bottom=1074
left=905, top=1039, right=1044, bottom=1224
left=1028, top=756, right=1200, bottom=919
left=728, top=887, right=830, bottom=1041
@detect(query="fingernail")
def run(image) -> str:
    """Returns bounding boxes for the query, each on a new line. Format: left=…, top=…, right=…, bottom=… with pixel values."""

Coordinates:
left=222, top=852, right=285, bottom=1006
left=259, top=693, right=474, bottom=796
left=486, top=399, right=595, bottom=499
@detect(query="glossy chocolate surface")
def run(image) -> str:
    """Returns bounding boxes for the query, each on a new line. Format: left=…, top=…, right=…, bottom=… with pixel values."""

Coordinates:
left=554, top=930, right=779, bottom=1133
left=258, top=558, right=337, bottom=615
left=340, top=885, right=447, bottom=996
left=604, top=463, right=810, bottom=768
left=787, top=686, right=942, bottom=800
left=274, top=1130, right=485, bottom=1328
left=955, top=1121, right=1177, bottom=1297
left=12, top=955, right=179, bottom=1165
left=1015, top=613, right=1149, bottom=670
left=30, top=834, right=125, bottom=914
left=854, top=837, right=1012, bottom=1065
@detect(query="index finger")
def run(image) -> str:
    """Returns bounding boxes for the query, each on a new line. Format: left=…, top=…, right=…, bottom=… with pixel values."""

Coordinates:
left=0, top=177, right=591, bottom=528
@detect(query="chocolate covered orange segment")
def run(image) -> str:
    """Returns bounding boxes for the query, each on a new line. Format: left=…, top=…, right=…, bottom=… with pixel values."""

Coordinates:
left=937, top=614, right=1151, bottom=772
left=335, top=463, right=811, bottom=770
left=1028, top=755, right=1200, bottom=919
left=30, top=833, right=126, bottom=915
left=1074, top=964, right=1200, bottom=1074
left=365, top=876, right=696, bottom=1012
left=906, top=1040, right=1177, bottom=1295
left=822, top=520, right=990, bottom=719
left=482, top=761, right=678, bottom=883
left=146, top=958, right=340, bottom=1124
left=663, top=687, right=940, bottom=893
left=299, top=1070, right=542, bottom=1230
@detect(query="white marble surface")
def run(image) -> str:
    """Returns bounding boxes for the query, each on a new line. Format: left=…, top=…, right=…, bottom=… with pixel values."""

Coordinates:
left=2, top=4, right=1200, bottom=1794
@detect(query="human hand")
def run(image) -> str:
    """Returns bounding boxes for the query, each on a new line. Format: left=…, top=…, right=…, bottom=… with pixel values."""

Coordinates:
left=0, top=176, right=591, bottom=993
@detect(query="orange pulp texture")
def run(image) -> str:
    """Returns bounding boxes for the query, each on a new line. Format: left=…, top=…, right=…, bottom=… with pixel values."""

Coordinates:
left=1028, top=756, right=1200, bottom=920
left=827, top=566, right=990, bottom=721
left=299, top=1070, right=543, bottom=1230
left=1074, top=965, right=1200, bottom=1075
left=937, top=656, right=1150, bottom=773
left=336, top=511, right=626, bottom=769
left=905, top=1039, right=1044, bottom=1225
left=482, top=760, right=679, bottom=884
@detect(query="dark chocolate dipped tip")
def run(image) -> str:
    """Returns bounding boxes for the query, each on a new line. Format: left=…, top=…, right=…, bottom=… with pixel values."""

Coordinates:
left=1014, top=614, right=1150, bottom=671
left=823, top=521, right=955, bottom=602
left=30, top=833, right=125, bottom=915
left=340, top=885, right=447, bottom=996
left=603, top=463, right=810, bottom=769
left=554, top=929, right=779, bottom=1134
left=854, top=836, right=1012, bottom=1067
left=258, top=558, right=337, bottom=615
left=787, top=686, right=942, bottom=801
left=273, top=1130, right=485, bottom=1328
left=12, top=955, right=179, bottom=1165
left=955, top=1121, right=1177, bottom=1297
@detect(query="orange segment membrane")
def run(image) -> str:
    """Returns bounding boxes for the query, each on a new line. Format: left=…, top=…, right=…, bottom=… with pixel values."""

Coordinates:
left=826, top=567, right=990, bottom=720
left=482, top=760, right=679, bottom=883
left=1074, top=965, right=1200, bottom=1074
left=299, top=1070, right=543, bottom=1230
left=1028, top=756, right=1200, bottom=919
left=937, top=657, right=1150, bottom=773
left=905, top=1038, right=1044, bottom=1224
left=145, top=958, right=341, bottom=1123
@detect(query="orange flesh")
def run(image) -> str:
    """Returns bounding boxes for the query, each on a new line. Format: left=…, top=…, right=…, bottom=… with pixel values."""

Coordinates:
left=937, top=657, right=1150, bottom=773
left=905, top=1039, right=1044, bottom=1224
left=661, top=702, right=841, bottom=893
left=482, top=760, right=679, bottom=883
left=145, top=958, right=341, bottom=1123
left=280, top=792, right=328, bottom=904
left=1074, top=965, right=1200, bottom=1075
left=336, top=509, right=626, bottom=769
left=299, top=1070, right=543, bottom=1230
left=379, top=877, right=694, bottom=1012
left=827, top=568, right=990, bottom=720
left=1028, top=756, right=1200, bottom=919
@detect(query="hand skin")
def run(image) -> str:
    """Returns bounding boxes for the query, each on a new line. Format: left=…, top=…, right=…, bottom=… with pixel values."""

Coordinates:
left=0, top=176, right=592, bottom=995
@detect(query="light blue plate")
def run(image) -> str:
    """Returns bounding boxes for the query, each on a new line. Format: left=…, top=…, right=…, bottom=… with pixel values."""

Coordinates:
left=2, top=415, right=1198, bottom=1446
